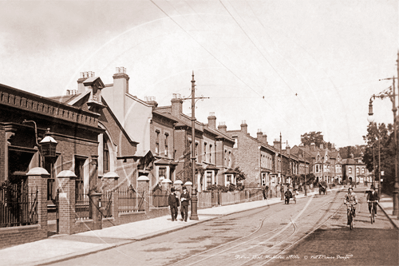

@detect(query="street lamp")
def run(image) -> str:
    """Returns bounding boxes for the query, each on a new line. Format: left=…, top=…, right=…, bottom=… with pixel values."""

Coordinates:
left=22, top=120, right=58, bottom=167
left=368, top=81, right=398, bottom=216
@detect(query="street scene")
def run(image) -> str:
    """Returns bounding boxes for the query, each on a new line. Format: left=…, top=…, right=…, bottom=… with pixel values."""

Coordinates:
left=0, top=1, right=398, bottom=266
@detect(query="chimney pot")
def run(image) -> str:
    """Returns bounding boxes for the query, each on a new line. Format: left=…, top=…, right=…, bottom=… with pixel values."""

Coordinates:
left=218, top=122, right=227, bottom=132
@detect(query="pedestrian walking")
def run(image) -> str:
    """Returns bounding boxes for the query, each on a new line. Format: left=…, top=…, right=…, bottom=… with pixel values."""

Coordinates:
left=180, top=186, right=190, bottom=222
left=262, top=185, right=267, bottom=200
left=293, top=188, right=298, bottom=204
left=284, top=189, right=292, bottom=204
left=168, top=188, right=179, bottom=221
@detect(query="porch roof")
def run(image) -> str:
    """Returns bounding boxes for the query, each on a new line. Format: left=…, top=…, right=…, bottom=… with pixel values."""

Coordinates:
left=154, top=158, right=178, bottom=165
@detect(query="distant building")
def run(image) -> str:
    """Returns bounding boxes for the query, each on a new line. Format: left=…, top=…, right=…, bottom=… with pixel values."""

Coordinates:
left=341, top=154, right=371, bottom=184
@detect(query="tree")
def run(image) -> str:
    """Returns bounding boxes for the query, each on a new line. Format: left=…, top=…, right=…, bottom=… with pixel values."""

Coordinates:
left=339, top=145, right=365, bottom=159
left=301, top=131, right=324, bottom=147
left=234, top=167, right=246, bottom=182
left=362, top=122, right=395, bottom=192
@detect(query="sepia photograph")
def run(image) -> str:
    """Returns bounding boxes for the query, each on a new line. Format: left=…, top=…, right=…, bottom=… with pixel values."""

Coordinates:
left=0, top=0, right=398, bottom=265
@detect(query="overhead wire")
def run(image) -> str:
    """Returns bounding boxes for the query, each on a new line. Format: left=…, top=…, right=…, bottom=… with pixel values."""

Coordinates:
left=218, top=0, right=310, bottom=113
left=149, top=0, right=292, bottom=126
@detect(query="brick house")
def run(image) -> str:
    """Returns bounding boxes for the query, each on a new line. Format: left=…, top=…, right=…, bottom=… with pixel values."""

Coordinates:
left=220, top=121, right=276, bottom=187
left=97, top=68, right=170, bottom=190
left=50, top=72, right=138, bottom=189
left=147, top=99, right=179, bottom=186
left=0, top=82, right=103, bottom=246
left=341, top=155, right=370, bottom=184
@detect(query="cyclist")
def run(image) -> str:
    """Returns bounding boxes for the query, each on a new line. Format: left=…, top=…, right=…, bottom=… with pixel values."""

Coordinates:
left=367, top=186, right=379, bottom=219
left=344, top=187, right=358, bottom=225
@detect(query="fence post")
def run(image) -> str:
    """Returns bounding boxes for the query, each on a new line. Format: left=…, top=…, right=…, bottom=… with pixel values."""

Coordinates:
left=138, top=171, right=150, bottom=213
left=56, top=170, right=76, bottom=235
left=103, top=172, right=119, bottom=224
left=26, top=167, right=49, bottom=237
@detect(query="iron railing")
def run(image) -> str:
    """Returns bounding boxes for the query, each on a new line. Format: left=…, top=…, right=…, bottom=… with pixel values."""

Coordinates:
left=0, top=180, right=38, bottom=227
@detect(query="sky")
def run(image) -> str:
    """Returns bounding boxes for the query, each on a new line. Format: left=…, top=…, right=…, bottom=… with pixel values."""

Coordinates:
left=0, top=0, right=397, bottom=148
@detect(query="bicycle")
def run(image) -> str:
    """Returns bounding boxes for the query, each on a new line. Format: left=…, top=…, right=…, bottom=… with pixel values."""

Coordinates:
left=346, top=203, right=356, bottom=230
left=368, top=200, right=378, bottom=224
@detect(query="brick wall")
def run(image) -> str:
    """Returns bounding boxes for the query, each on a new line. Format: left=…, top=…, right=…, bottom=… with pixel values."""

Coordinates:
left=0, top=225, right=47, bottom=249
left=225, top=130, right=260, bottom=185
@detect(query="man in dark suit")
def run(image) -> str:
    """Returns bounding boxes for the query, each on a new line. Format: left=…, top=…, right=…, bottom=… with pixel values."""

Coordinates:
left=180, top=186, right=190, bottom=222
left=168, top=188, right=179, bottom=221
left=367, top=185, right=379, bottom=218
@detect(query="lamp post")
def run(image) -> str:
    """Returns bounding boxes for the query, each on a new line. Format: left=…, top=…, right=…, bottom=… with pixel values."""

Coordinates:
left=369, top=74, right=398, bottom=216
left=367, top=117, right=382, bottom=195
left=304, top=159, right=307, bottom=196
left=22, top=120, right=58, bottom=167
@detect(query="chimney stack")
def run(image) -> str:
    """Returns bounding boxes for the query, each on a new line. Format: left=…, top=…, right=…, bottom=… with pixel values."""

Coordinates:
left=77, top=71, right=95, bottom=94
left=262, top=134, right=267, bottom=145
left=207, top=112, right=216, bottom=129
left=240, top=120, right=248, bottom=134
left=257, top=129, right=263, bottom=142
left=171, top=93, right=183, bottom=117
left=144, top=96, right=158, bottom=109
left=273, top=140, right=281, bottom=151
left=113, top=67, right=129, bottom=95
left=218, top=122, right=227, bottom=133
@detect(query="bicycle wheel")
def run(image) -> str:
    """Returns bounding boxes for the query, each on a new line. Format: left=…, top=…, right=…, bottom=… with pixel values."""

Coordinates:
left=348, top=211, right=352, bottom=229
left=371, top=206, right=374, bottom=224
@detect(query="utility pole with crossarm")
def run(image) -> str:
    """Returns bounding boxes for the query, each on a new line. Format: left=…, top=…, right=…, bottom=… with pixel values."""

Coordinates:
left=179, top=71, right=209, bottom=220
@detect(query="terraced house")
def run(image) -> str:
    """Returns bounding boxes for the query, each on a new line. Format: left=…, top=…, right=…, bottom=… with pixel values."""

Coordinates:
left=156, top=95, right=236, bottom=191
left=220, top=121, right=276, bottom=187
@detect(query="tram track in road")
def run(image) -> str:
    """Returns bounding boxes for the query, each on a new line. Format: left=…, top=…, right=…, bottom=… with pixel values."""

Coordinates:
left=172, top=190, right=342, bottom=266
left=234, top=190, right=343, bottom=266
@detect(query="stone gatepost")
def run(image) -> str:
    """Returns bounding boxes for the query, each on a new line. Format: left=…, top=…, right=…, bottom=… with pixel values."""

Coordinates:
left=26, top=167, right=49, bottom=235
left=56, top=170, right=77, bottom=235
left=137, top=171, right=150, bottom=213
left=103, top=172, right=119, bottom=224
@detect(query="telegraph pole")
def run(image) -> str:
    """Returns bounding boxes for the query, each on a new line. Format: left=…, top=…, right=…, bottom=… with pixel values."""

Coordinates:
left=181, top=71, right=209, bottom=220
left=280, top=133, right=284, bottom=200
left=378, top=73, right=398, bottom=216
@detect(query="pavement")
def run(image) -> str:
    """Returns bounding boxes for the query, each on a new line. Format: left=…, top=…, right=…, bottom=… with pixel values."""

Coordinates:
left=0, top=185, right=396, bottom=266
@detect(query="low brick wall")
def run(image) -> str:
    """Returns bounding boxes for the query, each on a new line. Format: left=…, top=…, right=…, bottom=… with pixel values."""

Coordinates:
left=0, top=225, right=47, bottom=249
left=118, top=211, right=147, bottom=224
left=73, top=220, right=95, bottom=234
left=148, top=207, right=170, bottom=219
